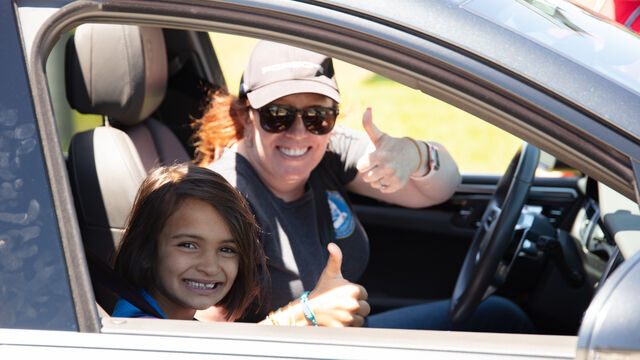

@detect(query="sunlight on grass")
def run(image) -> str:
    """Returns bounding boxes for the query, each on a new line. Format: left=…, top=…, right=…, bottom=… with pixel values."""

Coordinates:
left=209, top=32, right=522, bottom=174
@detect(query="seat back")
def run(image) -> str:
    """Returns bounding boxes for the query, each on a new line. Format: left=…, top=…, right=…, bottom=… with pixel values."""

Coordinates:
left=65, top=23, right=190, bottom=312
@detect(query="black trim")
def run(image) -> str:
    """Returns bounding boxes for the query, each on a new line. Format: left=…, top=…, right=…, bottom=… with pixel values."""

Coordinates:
left=632, top=159, right=640, bottom=205
left=86, top=250, right=164, bottom=319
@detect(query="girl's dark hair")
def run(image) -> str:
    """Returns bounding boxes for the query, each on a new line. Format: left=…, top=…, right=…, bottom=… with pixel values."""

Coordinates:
left=113, top=164, right=265, bottom=321
left=192, top=89, right=248, bottom=167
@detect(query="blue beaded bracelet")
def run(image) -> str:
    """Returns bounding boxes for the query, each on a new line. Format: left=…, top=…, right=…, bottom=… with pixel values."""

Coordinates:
left=300, top=291, right=318, bottom=326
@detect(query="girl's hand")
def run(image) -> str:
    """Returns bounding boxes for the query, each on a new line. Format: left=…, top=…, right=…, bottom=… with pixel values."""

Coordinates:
left=307, top=243, right=370, bottom=327
left=356, top=108, right=427, bottom=193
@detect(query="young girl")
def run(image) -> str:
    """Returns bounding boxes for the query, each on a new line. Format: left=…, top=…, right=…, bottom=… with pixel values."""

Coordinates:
left=112, top=164, right=360, bottom=325
left=112, top=164, right=265, bottom=321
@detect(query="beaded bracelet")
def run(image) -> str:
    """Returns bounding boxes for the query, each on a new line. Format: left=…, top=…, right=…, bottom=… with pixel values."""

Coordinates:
left=300, top=291, right=318, bottom=326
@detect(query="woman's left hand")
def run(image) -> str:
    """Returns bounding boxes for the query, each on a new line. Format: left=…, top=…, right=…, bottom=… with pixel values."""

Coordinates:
left=356, top=108, right=425, bottom=193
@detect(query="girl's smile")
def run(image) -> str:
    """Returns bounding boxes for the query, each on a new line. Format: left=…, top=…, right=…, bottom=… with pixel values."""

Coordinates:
left=150, top=197, right=239, bottom=320
left=183, top=279, right=221, bottom=294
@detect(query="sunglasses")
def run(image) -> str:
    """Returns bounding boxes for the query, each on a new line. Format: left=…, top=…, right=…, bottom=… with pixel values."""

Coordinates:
left=257, top=104, right=339, bottom=135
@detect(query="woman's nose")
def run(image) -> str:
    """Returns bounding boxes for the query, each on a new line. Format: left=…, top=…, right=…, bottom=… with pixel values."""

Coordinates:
left=286, top=114, right=307, bottom=137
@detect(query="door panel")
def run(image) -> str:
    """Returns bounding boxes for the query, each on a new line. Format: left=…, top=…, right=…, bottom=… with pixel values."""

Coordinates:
left=353, top=174, right=584, bottom=314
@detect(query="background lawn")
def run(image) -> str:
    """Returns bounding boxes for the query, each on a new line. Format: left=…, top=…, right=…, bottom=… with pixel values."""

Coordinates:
left=210, top=33, right=523, bottom=175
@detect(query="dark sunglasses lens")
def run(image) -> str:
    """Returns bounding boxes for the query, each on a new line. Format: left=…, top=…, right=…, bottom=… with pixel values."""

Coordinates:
left=259, top=105, right=337, bottom=134
left=259, top=106, right=295, bottom=133
left=302, top=107, right=337, bottom=135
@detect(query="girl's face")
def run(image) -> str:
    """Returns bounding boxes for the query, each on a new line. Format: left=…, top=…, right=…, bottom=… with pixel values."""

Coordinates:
left=151, top=197, right=239, bottom=320
left=243, top=93, right=333, bottom=200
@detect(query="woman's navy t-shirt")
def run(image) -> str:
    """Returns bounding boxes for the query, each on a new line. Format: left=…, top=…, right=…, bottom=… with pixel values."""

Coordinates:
left=209, top=126, right=370, bottom=320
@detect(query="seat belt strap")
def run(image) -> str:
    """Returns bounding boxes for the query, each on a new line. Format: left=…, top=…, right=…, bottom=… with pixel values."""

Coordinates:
left=85, top=249, right=164, bottom=319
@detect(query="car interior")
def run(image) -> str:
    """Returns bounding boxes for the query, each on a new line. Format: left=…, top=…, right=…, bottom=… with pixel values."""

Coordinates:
left=45, top=22, right=629, bottom=335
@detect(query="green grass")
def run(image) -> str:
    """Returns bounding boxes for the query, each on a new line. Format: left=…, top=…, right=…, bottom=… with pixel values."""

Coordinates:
left=209, top=33, right=522, bottom=174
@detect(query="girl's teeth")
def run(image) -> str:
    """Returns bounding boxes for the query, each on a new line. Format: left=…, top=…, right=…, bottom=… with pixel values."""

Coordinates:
left=185, top=280, right=217, bottom=289
left=279, top=147, right=308, bottom=156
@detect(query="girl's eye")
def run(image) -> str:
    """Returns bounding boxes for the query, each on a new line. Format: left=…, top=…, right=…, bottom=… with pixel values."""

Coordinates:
left=179, top=242, right=196, bottom=249
left=220, top=246, right=237, bottom=256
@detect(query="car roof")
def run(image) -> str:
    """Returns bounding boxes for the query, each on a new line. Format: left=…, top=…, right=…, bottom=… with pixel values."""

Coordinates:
left=310, top=0, right=640, bottom=140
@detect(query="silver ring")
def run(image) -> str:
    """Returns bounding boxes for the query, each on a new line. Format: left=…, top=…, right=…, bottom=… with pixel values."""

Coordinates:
left=378, top=179, right=388, bottom=189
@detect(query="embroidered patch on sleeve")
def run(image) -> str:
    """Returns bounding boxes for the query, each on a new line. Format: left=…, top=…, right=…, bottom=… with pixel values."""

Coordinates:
left=326, top=190, right=355, bottom=239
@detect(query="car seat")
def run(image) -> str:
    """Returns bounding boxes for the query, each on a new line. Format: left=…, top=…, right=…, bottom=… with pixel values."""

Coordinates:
left=65, top=23, right=190, bottom=313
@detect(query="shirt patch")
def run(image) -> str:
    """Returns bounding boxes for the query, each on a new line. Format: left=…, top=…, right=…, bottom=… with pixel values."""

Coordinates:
left=327, top=190, right=355, bottom=239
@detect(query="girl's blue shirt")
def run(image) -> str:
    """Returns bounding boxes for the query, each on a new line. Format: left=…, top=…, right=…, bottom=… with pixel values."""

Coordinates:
left=111, top=289, right=167, bottom=319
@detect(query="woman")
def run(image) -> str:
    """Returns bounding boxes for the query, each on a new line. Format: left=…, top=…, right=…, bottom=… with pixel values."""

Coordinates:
left=193, top=41, right=532, bottom=332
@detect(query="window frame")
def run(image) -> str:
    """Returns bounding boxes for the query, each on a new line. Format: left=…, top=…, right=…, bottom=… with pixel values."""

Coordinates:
left=20, top=0, right=640, bottom=334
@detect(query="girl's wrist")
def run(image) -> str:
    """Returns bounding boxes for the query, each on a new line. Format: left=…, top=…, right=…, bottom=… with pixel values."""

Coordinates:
left=265, top=300, right=310, bottom=326
left=300, top=291, right=318, bottom=326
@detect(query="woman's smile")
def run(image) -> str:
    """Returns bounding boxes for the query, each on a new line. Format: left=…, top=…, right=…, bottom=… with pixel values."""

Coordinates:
left=277, top=145, right=311, bottom=157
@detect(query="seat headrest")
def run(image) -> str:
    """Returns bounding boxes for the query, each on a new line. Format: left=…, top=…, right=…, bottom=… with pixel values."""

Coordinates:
left=65, top=24, right=168, bottom=126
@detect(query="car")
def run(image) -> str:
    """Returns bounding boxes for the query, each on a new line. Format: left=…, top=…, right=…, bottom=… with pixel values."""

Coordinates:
left=2, top=0, right=640, bottom=358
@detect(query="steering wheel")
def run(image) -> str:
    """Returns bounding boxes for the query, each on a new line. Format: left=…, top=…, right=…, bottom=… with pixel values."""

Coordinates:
left=449, top=142, right=539, bottom=324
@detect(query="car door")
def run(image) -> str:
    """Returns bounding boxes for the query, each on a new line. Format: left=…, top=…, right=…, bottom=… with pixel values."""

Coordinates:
left=0, top=2, right=96, bottom=332
left=354, top=148, right=587, bottom=314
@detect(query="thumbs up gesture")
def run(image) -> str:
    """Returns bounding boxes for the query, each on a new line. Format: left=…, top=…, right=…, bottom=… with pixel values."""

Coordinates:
left=308, top=243, right=370, bottom=327
left=356, top=108, right=426, bottom=193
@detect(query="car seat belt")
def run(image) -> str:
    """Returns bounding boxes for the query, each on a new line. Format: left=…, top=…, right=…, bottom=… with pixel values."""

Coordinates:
left=85, top=249, right=165, bottom=319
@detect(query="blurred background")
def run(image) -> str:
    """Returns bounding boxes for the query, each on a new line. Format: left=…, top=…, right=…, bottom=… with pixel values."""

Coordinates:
left=209, top=33, right=522, bottom=175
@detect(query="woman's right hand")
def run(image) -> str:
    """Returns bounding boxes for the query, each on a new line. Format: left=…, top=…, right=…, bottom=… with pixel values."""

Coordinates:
left=308, top=243, right=370, bottom=327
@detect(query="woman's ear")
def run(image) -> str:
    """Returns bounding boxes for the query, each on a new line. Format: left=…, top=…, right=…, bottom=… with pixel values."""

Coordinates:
left=245, top=107, right=255, bottom=126
left=243, top=108, right=255, bottom=148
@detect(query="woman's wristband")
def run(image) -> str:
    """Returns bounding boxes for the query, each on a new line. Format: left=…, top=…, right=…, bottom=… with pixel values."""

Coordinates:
left=426, top=142, right=440, bottom=172
left=300, top=291, right=318, bottom=326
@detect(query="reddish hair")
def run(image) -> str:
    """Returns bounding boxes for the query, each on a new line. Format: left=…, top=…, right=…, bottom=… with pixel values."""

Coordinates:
left=192, top=89, right=248, bottom=166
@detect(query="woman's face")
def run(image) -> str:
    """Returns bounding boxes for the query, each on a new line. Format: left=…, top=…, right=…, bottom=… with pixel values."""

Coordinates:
left=244, top=93, right=334, bottom=199
left=151, top=197, right=239, bottom=320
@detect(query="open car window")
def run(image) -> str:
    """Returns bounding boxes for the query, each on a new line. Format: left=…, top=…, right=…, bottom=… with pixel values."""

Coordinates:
left=9, top=0, right=640, bottom=358
left=42, top=24, right=615, bottom=335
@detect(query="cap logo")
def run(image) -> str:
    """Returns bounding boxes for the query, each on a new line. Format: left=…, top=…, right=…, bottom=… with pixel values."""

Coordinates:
left=262, top=61, right=323, bottom=74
